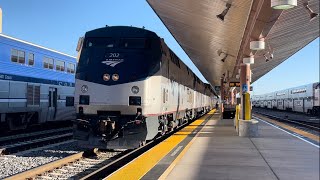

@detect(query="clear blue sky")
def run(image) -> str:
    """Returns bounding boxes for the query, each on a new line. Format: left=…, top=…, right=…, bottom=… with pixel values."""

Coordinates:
left=1, top=0, right=319, bottom=95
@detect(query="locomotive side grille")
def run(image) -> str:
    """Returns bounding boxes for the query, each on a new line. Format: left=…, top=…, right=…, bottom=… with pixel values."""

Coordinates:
left=27, top=85, right=33, bottom=106
left=27, top=84, right=40, bottom=106
left=34, top=86, right=40, bottom=105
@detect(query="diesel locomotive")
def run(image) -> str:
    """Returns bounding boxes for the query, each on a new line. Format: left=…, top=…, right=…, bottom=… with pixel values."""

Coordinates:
left=73, top=26, right=217, bottom=149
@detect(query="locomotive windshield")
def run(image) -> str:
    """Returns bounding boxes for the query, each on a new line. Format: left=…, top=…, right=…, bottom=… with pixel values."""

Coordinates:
left=76, top=27, right=162, bottom=86
left=86, top=38, right=115, bottom=48
left=119, top=38, right=149, bottom=49
left=85, top=38, right=149, bottom=49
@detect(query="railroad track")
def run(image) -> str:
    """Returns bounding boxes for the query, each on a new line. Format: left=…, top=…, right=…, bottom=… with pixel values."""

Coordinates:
left=253, top=111, right=320, bottom=132
left=0, top=127, right=73, bottom=155
left=6, top=112, right=213, bottom=180
left=5, top=149, right=128, bottom=180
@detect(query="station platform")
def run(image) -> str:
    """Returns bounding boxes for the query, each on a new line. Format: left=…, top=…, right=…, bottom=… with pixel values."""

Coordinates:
left=106, top=110, right=319, bottom=180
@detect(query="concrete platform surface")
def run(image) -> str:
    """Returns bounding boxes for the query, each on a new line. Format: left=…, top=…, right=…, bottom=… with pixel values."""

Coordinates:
left=164, top=112, right=319, bottom=180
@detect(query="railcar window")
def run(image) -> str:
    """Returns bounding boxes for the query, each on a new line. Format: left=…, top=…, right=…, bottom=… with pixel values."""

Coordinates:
left=28, top=53, right=34, bottom=66
left=11, top=49, right=18, bottom=62
left=43, top=57, right=54, bottom=69
left=56, top=60, right=65, bottom=72
left=67, top=63, right=75, bottom=74
left=11, top=49, right=26, bottom=64
left=86, top=38, right=114, bottom=48
left=18, top=51, right=25, bottom=64
left=120, top=38, right=147, bottom=49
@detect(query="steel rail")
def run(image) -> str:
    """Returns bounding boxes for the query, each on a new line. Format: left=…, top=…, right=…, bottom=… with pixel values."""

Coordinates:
left=253, top=111, right=320, bottom=131
left=5, top=152, right=84, bottom=180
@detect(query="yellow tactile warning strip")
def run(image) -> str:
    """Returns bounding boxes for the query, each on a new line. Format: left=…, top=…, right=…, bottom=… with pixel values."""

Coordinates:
left=158, top=111, right=216, bottom=179
left=105, top=109, right=216, bottom=180
left=254, top=114, right=319, bottom=143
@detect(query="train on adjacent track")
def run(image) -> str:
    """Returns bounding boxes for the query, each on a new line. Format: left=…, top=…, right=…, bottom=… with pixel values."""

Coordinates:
left=252, top=82, right=320, bottom=116
left=0, top=34, right=77, bottom=131
left=73, top=26, right=218, bottom=149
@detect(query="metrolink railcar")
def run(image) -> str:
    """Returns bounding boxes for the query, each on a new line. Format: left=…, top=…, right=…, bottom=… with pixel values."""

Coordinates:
left=0, top=34, right=77, bottom=130
left=252, top=82, right=320, bottom=115
left=74, top=26, right=217, bottom=149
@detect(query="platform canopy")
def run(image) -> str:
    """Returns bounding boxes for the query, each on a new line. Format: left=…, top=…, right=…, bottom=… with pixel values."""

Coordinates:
left=147, top=0, right=319, bottom=89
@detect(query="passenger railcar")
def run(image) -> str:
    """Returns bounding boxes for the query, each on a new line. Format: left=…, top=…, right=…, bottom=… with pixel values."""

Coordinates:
left=73, top=26, right=217, bottom=149
left=0, top=34, right=77, bottom=130
left=252, top=82, right=320, bottom=115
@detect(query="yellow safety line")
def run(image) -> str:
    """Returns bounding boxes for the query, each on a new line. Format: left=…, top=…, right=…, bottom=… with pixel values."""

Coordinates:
left=254, top=114, right=319, bottom=142
left=159, top=110, right=216, bottom=179
left=105, top=109, right=216, bottom=180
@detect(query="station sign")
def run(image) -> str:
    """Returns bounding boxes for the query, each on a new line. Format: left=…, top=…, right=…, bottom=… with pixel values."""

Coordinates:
left=229, top=82, right=240, bottom=87
left=242, top=84, right=248, bottom=93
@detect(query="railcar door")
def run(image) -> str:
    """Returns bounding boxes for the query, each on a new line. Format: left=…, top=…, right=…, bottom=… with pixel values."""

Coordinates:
left=47, top=87, right=58, bottom=121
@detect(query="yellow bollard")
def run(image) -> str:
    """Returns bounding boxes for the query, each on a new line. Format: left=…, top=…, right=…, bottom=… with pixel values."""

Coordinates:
left=244, top=93, right=251, bottom=120
left=235, top=104, right=240, bottom=131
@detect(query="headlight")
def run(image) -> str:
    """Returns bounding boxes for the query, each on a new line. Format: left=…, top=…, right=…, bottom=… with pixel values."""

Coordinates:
left=112, top=74, right=119, bottom=81
left=103, top=74, right=110, bottom=81
left=131, top=86, right=139, bottom=94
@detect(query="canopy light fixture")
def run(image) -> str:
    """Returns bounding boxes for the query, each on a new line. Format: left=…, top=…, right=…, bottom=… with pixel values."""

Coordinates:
left=269, top=52, right=274, bottom=59
left=221, top=53, right=228, bottom=62
left=303, top=1, right=319, bottom=21
left=243, top=57, right=254, bottom=64
left=271, top=0, right=297, bottom=10
left=266, top=43, right=274, bottom=60
left=250, top=37, right=265, bottom=50
left=263, top=54, right=269, bottom=62
left=217, top=3, right=232, bottom=21
left=243, top=53, right=254, bottom=64
left=217, top=49, right=229, bottom=62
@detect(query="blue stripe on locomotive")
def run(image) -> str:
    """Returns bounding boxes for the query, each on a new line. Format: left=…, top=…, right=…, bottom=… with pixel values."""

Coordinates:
left=0, top=34, right=76, bottom=84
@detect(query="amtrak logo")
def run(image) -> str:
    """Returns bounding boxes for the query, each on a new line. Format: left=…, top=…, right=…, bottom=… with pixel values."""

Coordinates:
left=101, top=59, right=124, bottom=67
